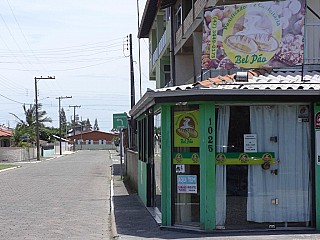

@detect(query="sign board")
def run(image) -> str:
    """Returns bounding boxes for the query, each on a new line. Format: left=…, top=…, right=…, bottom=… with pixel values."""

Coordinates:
left=113, top=113, right=128, bottom=129
left=201, top=0, right=306, bottom=70
left=244, top=134, right=257, bottom=152
left=177, top=175, right=197, bottom=194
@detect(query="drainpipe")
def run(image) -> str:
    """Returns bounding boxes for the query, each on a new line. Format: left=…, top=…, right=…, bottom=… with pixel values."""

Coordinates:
left=170, top=5, right=176, bottom=86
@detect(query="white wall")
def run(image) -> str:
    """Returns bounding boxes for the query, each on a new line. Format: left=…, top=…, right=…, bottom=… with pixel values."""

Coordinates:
left=0, top=147, right=36, bottom=162
left=175, top=54, right=194, bottom=85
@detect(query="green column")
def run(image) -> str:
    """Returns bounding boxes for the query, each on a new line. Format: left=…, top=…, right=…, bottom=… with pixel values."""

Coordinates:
left=200, top=103, right=216, bottom=231
left=161, top=105, right=172, bottom=226
left=315, top=103, right=320, bottom=230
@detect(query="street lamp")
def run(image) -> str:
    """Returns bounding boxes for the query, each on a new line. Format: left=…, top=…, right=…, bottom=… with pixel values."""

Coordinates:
left=35, top=76, right=55, bottom=161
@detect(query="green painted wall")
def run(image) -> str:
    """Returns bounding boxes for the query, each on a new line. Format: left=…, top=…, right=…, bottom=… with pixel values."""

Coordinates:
left=138, top=160, right=148, bottom=205
left=200, top=103, right=216, bottom=231
left=161, top=105, right=172, bottom=226
left=314, top=103, right=320, bottom=230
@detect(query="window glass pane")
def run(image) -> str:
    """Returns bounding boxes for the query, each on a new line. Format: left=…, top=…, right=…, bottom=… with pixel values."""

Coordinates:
left=215, top=105, right=311, bottom=230
left=154, top=111, right=162, bottom=211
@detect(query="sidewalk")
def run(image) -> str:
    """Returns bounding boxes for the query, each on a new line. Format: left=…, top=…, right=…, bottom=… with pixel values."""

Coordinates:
left=110, top=151, right=320, bottom=240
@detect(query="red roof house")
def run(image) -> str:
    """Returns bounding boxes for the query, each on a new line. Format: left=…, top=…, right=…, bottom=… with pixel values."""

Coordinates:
left=0, top=128, right=13, bottom=147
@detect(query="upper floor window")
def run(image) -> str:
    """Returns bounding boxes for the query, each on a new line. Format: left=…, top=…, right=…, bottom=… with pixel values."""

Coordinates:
left=175, top=5, right=182, bottom=31
left=166, top=8, right=170, bottom=22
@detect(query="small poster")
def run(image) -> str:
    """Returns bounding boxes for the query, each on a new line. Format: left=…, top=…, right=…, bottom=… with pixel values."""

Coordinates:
left=317, top=131, right=320, bottom=166
left=177, top=175, right=197, bottom=194
left=176, top=165, right=185, bottom=173
left=244, top=134, right=257, bottom=152
left=174, top=110, right=200, bottom=147
left=298, top=106, right=309, bottom=122
left=315, top=112, right=320, bottom=129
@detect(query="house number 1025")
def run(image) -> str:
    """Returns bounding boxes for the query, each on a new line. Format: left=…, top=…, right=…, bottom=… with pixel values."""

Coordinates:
left=208, top=117, right=213, bottom=152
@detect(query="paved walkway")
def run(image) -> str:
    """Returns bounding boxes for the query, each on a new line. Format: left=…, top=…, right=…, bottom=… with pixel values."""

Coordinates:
left=0, top=150, right=112, bottom=240
left=110, top=150, right=320, bottom=240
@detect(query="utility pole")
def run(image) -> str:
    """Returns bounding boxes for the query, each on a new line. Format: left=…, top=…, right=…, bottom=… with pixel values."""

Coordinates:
left=129, top=34, right=135, bottom=108
left=69, top=105, right=81, bottom=152
left=56, top=96, right=72, bottom=155
left=34, top=76, right=55, bottom=161
left=136, top=0, right=142, bottom=98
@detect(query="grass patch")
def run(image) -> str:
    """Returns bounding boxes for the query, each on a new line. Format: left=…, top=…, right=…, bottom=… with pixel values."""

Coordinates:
left=0, top=164, right=16, bottom=170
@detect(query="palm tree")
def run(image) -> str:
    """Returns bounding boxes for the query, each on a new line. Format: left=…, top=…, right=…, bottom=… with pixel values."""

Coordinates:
left=10, top=103, right=52, bottom=145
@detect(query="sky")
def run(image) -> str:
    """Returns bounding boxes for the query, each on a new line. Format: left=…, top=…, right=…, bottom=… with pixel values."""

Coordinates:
left=0, top=0, right=154, bottom=132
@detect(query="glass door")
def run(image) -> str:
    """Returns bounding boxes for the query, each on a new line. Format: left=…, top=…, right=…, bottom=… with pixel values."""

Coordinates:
left=172, top=105, right=200, bottom=227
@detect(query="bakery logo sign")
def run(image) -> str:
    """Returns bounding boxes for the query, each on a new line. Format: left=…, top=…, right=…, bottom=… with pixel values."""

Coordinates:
left=174, top=110, right=200, bottom=147
left=201, top=0, right=305, bottom=70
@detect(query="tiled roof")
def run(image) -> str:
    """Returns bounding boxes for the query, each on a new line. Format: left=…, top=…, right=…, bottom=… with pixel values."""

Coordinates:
left=130, top=68, right=320, bottom=117
left=154, top=69, right=320, bottom=92
left=0, top=128, right=12, bottom=137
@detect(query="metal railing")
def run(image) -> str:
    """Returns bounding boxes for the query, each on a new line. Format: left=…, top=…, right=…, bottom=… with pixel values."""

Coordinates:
left=175, top=0, right=206, bottom=44
left=152, top=30, right=168, bottom=65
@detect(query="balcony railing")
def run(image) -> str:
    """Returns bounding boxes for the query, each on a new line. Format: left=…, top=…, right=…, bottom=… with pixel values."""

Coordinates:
left=175, top=0, right=206, bottom=44
left=152, top=29, right=168, bottom=66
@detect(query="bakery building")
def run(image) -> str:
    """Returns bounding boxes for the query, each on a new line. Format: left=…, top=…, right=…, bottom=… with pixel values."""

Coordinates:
left=129, top=68, right=320, bottom=231
left=126, top=0, right=320, bottom=232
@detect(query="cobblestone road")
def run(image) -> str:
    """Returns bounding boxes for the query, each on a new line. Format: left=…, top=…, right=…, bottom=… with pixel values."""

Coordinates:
left=0, top=150, right=112, bottom=240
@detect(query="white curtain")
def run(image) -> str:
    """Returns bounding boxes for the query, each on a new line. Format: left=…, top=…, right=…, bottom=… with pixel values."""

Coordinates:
left=247, top=105, right=310, bottom=223
left=215, top=106, right=230, bottom=226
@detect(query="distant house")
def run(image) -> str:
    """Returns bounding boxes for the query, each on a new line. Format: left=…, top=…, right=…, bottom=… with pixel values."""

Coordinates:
left=0, top=128, right=13, bottom=147
left=71, top=130, right=117, bottom=145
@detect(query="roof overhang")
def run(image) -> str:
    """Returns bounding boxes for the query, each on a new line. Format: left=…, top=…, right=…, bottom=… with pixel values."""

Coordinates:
left=130, top=88, right=320, bottom=118
left=216, top=0, right=275, bottom=5
left=138, top=0, right=176, bottom=38
left=130, top=69, right=320, bottom=118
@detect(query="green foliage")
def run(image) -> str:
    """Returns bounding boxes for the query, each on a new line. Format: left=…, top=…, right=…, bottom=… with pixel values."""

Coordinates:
left=60, top=108, right=67, bottom=134
left=11, top=104, right=53, bottom=146
left=94, top=118, right=99, bottom=131
left=40, top=127, right=60, bottom=143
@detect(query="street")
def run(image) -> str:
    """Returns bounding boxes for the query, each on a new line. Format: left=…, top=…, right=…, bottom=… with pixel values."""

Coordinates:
left=0, top=151, right=112, bottom=240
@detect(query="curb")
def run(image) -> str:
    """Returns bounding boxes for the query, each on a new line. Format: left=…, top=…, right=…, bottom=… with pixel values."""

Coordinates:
left=109, top=150, right=119, bottom=239
left=0, top=165, right=21, bottom=173
left=110, top=175, right=119, bottom=239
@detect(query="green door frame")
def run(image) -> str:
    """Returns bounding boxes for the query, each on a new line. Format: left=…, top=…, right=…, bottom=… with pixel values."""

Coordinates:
left=200, top=103, right=216, bottom=231
left=161, top=102, right=217, bottom=229
left=314, top=103, right=320, bottom=230
left=161, top=105, right=172, bottom=226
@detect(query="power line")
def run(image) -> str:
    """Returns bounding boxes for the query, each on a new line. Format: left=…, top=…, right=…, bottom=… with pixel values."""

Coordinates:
left=0, top=93, right=29, bottom=105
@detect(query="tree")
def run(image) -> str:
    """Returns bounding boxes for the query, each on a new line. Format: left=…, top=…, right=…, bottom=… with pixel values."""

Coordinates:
left=85, top=118, right=92, bottom=131
left=10, top=104, right=52, bottom=146
left=60, top=108, right=67, bottom=134
left=94, top=118, right=99, bottom=131
left=40, top=127, right=59, bottom=143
